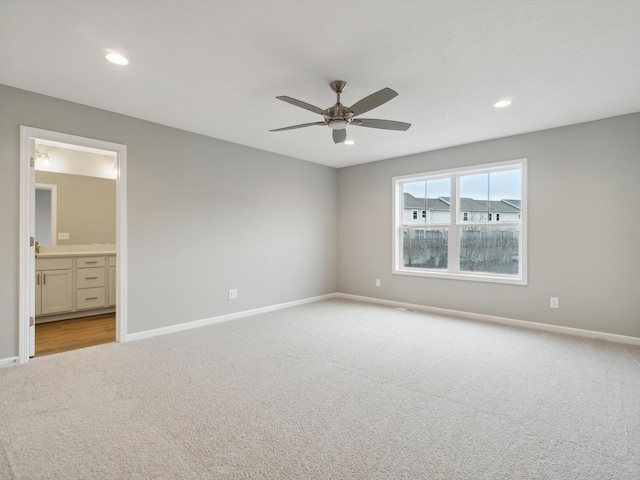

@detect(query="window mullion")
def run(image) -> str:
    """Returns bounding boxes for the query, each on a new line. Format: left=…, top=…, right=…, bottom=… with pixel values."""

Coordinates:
left=449, top=174, right=460, bottom=274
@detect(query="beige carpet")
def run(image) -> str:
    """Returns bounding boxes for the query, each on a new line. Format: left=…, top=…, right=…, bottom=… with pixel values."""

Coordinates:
left=1, top=298, right=639, bottom=479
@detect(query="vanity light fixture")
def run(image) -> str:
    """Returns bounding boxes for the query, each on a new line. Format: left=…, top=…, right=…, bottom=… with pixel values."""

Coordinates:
left=102, top=49, right=129, bottom=66
left=493, top=99, right=512, bottom=108
left=35, top=150, right=50, bottom=166
left=344, top=140, right=355, bottom=145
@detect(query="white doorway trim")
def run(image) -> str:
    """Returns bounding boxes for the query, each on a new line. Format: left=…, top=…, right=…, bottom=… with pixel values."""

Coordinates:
left=19, top=126, right=128, bottom=364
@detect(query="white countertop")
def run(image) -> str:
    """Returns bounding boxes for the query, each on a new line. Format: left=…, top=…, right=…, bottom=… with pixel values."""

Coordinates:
left=36, top=244, right=116, bottom=258
left=36, top=251, right=116, bottom=258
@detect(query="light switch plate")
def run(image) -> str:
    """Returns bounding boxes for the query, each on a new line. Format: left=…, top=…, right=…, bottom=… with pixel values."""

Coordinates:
left=58, top=233, right=70, bottom=240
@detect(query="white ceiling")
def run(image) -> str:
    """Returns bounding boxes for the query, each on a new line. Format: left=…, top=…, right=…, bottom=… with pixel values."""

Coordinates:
left=2, top=0, right=639, bottom=168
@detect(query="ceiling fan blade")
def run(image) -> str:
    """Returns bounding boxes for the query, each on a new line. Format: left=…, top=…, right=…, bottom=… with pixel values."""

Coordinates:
left=270, top=122, right=325, bottom=132
left=333, top=128, right=347, bottom=144
left=276, top=96, right=326, bottom=115
left=348, top=88, right=398, bottom=116
left=351, top=118, right=411, bottom=131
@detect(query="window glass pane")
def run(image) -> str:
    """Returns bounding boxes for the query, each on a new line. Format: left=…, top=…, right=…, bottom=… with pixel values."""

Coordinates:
left=402, top=179, right=450, bottom=225
left=460, top=226, right=519, bottom=274
left=459, top=170, right=522, bottom=222
left=402, top=227, right=448, bottom=269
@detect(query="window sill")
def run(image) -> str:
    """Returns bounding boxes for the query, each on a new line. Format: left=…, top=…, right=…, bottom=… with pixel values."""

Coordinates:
left=393, top=268, right=527, bottom=286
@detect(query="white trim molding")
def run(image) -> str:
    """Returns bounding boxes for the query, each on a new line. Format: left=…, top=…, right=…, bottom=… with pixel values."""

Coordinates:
left=337, top=293, right=640, bottom=346
left=126, top=293, right=339, bottom=342
left=392, top=158, right=527, bottom=285
left=0, top=357, right=19, bottom=369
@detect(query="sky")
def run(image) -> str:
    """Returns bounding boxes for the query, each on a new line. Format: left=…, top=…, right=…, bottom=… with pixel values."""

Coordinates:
left=403, top=170, right=521, bottom=201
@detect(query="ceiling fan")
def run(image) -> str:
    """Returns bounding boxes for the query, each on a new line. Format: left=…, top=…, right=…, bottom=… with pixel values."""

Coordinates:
left=270, top=80, right=411, bottom=144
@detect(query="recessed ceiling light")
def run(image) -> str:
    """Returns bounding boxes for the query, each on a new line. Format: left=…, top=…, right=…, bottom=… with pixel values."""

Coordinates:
left=493, top=99, right=512, bottom=108
left=344, top=140, right=355, bottom=145
left=102, top=50, right=129, bottom=66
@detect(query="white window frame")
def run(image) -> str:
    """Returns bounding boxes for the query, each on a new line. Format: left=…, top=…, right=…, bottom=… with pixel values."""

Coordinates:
left=393, top=158, right=527, bottom=285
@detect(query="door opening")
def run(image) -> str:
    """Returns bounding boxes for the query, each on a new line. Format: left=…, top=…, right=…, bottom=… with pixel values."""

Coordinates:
left=19, top=127, right=127, bottom=363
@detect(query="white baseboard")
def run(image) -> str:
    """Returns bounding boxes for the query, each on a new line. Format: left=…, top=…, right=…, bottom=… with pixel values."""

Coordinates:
left=126, top=293, right=339, bottom=342
left=124, top=290, right=640, bottom=347
left=0, top=356, right=19, bottom=369
left=337, top=293, right=640, bottom=346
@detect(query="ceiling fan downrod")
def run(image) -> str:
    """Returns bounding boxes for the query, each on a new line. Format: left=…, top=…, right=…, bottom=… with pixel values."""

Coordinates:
left=327, top=80, right=351, bottom=130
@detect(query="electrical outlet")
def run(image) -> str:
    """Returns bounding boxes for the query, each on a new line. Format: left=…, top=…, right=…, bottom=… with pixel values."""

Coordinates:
left=228, top=289, right=238, bottom=300
left=58, top=232, right=70, bottom=240
left=550, top=297, right=559, bottom=309
left=375, top=279, right=381, bottom=287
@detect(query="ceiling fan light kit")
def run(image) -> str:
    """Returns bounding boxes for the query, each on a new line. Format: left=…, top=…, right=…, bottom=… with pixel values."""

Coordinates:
left=270, top=80, right=411, bottom=144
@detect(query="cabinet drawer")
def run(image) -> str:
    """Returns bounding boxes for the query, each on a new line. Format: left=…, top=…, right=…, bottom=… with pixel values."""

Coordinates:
left=36, top=257, right=73, bottom=270
left=76, top=267, right=105, bottom=288
left=76, top=287, right=106, bottom=310
left=108, top=255, right=116, bottom=267
left=77, top=256, right=105, bottom=268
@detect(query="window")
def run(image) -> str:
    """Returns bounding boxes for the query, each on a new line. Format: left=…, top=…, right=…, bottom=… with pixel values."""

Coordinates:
left=393, top=158, right=526, bottom=284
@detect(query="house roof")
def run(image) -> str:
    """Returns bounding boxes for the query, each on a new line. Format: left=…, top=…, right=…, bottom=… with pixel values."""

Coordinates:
left=403, top=194, right=451, bottom=211
left=459, top=199, right=521, bottom=213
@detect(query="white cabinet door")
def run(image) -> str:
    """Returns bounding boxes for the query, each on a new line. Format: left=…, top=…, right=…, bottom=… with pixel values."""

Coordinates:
left=108, top=266, right=116, bottom=306
left=41, top=269, right=73, bottom=315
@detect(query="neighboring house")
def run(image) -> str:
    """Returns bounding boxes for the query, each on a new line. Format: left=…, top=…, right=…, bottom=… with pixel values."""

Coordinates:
left=403, top=193, right=521, bottom=224
left=403, top=194, right=451, bottom=223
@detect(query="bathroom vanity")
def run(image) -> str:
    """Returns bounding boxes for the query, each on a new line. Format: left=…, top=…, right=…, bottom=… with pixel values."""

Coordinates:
left=35, top=248, right=116, bottom=323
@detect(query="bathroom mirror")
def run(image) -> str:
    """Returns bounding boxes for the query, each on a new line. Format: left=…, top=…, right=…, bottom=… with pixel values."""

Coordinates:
left=35, top=184, right=56, bottom=245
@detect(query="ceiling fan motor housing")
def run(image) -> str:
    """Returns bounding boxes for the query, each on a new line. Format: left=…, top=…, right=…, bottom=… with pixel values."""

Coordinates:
left=324, top=102, right=354, bottom=130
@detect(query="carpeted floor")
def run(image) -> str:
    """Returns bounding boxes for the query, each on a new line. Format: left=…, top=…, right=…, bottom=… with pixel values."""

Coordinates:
left=1, top=298, right=639, bottom=479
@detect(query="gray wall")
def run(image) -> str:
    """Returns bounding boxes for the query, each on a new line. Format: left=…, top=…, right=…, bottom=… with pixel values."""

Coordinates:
left=36, top=171, right=116, bottom=245
left=0, top=84, right=338, bottom=359
left=338, top=113, right=640, bottom=338
left=2, top=82, right=638, bottom=361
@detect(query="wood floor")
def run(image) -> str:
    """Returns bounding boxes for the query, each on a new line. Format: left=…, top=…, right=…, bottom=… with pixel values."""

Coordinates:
left=35, top=314, right=115, bottom=357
